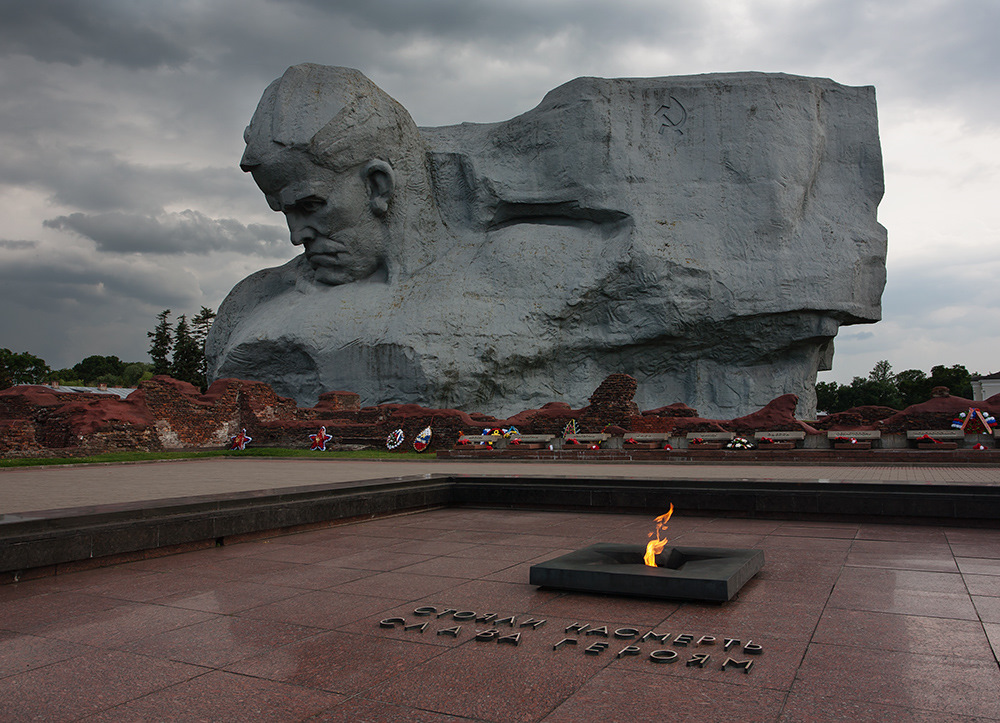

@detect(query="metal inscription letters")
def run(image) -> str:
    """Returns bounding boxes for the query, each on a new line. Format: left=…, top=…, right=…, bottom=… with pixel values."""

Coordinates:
left=377, top=606, right=761, bottom=673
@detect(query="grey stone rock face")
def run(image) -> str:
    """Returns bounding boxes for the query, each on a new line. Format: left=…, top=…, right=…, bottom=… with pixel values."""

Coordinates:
left=207, top=64, right=886, bottom=418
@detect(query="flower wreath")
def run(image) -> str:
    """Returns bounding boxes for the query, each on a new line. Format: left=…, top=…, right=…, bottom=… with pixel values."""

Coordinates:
left=689, top=437, right=706, bottom=446
left=726, top=436, right=754, bottom=449
left=951, top=408, right=998, bottom=432
left=386, top=428, right=405, bottom=450
left=413, top=426, right=432, bottom=452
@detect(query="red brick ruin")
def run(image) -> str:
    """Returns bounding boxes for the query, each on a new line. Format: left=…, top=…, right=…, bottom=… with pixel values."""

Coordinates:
left=2, top=373, right=999, bottom=457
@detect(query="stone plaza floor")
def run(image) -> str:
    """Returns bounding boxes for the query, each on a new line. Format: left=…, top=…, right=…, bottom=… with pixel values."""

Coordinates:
left=2, top=470, right=1000, bottom=721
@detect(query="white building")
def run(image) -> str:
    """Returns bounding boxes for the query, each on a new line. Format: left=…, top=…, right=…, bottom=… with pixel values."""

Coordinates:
left=971, top=372, right=1000, bottom=401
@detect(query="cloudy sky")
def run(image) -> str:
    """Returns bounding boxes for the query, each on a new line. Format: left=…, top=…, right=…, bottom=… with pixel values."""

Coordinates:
left=1, top=0, right=998, bottom=382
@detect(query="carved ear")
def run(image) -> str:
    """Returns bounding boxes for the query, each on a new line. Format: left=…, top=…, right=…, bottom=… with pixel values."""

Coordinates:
left=363, top=159, right=395, bottom=216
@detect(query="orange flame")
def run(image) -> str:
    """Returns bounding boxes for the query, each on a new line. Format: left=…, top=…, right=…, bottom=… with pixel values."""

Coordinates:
left=643, top=503, right=674, bottom=567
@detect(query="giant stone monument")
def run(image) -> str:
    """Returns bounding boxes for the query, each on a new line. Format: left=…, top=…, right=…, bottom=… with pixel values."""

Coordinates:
left=206, top=64, right=886, bottom=418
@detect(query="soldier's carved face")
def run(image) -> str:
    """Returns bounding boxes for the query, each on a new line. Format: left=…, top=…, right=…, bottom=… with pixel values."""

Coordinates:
left=253, top=152, right=388, bottom=286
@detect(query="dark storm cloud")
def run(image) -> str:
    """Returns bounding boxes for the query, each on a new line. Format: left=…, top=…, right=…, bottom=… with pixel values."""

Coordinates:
left=44, top=211, right=286, bottom=256
left=739, top=0, right=1000, bottom=117
left=0, top=251, right=195, bottom=310
left=0, top=250, right=201, bottom=368
left=290, top=0, right=702, bottom=44
left=0, top=0, right=189, bottom=68
left=0, top=143, right=256, bottom=215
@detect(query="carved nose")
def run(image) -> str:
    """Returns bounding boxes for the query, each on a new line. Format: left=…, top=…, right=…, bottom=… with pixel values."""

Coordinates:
left=289, top=224, right=316, bottom=246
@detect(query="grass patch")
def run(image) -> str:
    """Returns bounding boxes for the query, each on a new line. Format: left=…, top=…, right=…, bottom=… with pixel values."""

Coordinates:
left=0, top=447, right=432, bottom=468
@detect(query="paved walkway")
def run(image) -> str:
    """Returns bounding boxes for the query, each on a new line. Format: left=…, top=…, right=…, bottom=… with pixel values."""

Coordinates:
left=2, top=458, right=999, bottom=515
left=1, top=506, right=999, bottom=721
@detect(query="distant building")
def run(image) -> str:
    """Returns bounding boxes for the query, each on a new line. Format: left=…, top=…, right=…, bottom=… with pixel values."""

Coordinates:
left=31, top=382, right=137, bottom=400
left=971, top=372, right=1000, bottom=401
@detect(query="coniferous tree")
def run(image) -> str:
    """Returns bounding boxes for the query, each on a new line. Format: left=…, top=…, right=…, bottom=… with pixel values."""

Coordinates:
left=170, top=315, right=201, bottom=386
left=147, top=309, right=173, bottom=375
left=191, top=306, right=216, bottom=388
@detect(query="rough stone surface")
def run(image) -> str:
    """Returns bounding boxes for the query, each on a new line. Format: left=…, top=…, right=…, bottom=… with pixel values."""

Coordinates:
left=0, top=385, right=158, bottom=455
left=207, top=65, right=886, bottom=418
left=728, top=393, right=819, bottom=434
left=814, top=405, right=899, bottom=431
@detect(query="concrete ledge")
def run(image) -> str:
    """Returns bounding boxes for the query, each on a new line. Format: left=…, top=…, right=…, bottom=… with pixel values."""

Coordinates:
left=3, top=472, right=1000, bottom=579
left=438, top=448, right=1000, bottom=463
left=450, top=476, right=1000, bottom=524
left=0, top=475, right=452, bottom=576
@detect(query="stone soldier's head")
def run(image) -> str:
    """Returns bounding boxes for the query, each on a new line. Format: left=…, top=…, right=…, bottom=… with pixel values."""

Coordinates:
left=241, top=64, right=426, bottom=286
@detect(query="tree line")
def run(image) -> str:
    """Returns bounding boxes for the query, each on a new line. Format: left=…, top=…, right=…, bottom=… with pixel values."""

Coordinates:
left=816, top=361, right=976, bottom=413
left=0, top=335, right=981, bottom=408
left=0, top=306, right=216, bottom=391
left=146, top=307, right=216, bottom=389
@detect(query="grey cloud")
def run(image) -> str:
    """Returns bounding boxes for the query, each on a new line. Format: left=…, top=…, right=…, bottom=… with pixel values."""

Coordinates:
left=0, top=240, right=38, bottom=249
left=713, top=0, right=1000, bottom=122
left=0, top=143, right=255, bottom=215
left=44, top=210, right=287, bottom=256
left=0, top=258, right=194, bottom=368
left=0, top=0, right=189, bottom=68
left=289, top=0, right=703, bottom=45
left=882, top=259, right=1000, bottom=328
left=0, top=251, right=196, bottom=310
left=841, top=331, right=875, bottom=342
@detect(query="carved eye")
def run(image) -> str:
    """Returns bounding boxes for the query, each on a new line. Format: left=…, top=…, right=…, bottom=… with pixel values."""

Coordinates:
left=297, top=197, right=326, bottom=214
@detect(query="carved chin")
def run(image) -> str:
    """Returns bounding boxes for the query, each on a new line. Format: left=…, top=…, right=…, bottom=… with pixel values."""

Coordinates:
left=310, top=264, right=353, bottom=286
left=308, top=258, right=386, bottom=286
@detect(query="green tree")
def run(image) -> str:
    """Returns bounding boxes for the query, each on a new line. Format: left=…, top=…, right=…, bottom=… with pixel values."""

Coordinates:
left=51, top=368, right=83, bottom=385
left=122, top=362, right=152, bottom=387
left=73, top=355, right=125, bottom=385
left=191, top=306, right=216, bottom=388
left=928, top=364, right=973, bottom=398
left=0, top=349, right=52, bottom=388
left=147, top=309, right=173, bottom=375
left=869, top=360, right=893, bottom=384
left=895, top=369, right=930, bottom=408
left=815, top=381, right=843, bottom=413
left=864, top=360, right=902, bottom=408
left=170, top=315, right=201, bottom=386
left=816, top=360, right=903, bottom=413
